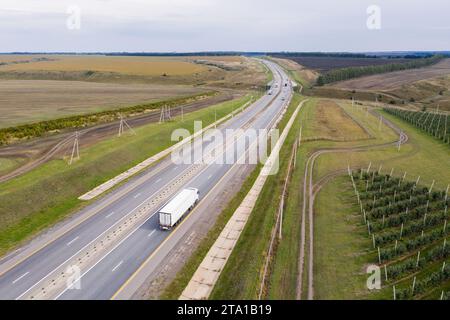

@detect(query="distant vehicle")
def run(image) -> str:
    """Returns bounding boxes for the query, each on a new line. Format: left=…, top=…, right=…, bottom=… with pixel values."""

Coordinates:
left=284, top=83, right=288, bottom=87
left=159, top=188, right=199, bottom=230
left=268, top=90, right=273, bottom=95
left=281, top=97, right=286, bottom=101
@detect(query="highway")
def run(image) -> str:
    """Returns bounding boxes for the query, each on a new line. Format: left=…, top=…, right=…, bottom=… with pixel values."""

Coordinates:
left=0, top=60, right=293, bottom=300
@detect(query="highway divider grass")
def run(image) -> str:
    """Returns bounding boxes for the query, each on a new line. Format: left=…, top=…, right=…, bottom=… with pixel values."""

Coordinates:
left=0, top=94, right=254, bottom=257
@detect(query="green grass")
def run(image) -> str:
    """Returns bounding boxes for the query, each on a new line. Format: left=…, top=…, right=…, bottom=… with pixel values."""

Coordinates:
left=0, top=94, right=254, bottom=256
left=314, top=108, right=450, bottom=190
left=0, top=158, right=24, bottom=176
left=201, top=94, right=449, bottom=300
left=314, top=176, right=372, bottom=299
left=310, top=103, right=450, bottom=299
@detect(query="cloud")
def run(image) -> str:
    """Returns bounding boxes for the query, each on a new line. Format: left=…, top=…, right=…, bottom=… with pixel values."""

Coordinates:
left=0, top=0, right=448, bottom=52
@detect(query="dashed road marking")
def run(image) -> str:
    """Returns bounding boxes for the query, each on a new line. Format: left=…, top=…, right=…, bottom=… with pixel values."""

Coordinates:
left=105, top=211, right=115, bottom=219
left=133, top=193, right=141, bottom=199
left=148, top=230, right=157, bottom=238
left=12, top=272, right=29, bottom=284
left=66, top=237, right=79, bottom=246
left=111, top=261, right=123, bottom=272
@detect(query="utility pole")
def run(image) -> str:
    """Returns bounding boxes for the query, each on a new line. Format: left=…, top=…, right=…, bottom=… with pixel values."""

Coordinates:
left=159, top=106, right=165, bottom=123
left=159, top=106, right=172, bottom=123
left=69, top=131, right=80, bottom=165
left=118, top=113, right=136, bottom=137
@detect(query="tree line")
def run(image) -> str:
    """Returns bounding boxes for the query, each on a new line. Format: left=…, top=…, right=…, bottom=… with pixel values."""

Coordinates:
left=316, top=55, right=444, bottom=86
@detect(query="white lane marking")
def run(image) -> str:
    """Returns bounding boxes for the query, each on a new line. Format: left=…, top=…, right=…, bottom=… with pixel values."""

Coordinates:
left=105, top=211, right=115, bottom=219
left=12, top=272, right=29, bottom=284
left=111, top=261, right=123, bottom=272
left=148, top=230, right=156, bottom=238
left=156, top=178, right=162, bottom=183
left=66, top=237, right=79, bottom=246
left=133, top=193, right=141, bottom=199
left=172, top=167, right=178, bottom=171
left=207, top=174, right=212, bottom=180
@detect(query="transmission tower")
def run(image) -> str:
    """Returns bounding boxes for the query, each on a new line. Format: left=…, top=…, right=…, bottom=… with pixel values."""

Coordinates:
left=159, top=106, right=172, bottom=123
left=69, top=131, right=80, bottom=165
left=118, top=113, right=136, bottom=137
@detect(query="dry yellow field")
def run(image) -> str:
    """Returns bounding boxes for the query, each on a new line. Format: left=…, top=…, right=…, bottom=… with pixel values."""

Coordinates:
left=0, top=55, right=208, bottom=76
left=0, top=80, right=203, bottom=128
left=0, top=55, right=50, bottom=63
left=304, top=100, right=370, bottom=141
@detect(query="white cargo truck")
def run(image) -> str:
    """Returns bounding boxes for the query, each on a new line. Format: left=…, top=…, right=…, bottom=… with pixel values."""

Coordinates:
left=159, top=188, right=199, bottom=230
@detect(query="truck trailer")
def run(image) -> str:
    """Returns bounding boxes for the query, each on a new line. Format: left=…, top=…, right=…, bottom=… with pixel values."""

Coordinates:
left=158, top=188, right=199, bottom=230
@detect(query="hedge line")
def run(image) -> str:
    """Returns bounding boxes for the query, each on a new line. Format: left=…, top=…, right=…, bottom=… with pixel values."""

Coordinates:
left=316, top=55, right=444, bottom=85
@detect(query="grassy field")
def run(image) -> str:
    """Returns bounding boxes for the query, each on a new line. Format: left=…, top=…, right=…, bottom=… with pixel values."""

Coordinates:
left=267, top=98, right=387, bottom=299
left=0, top=95, right=253, bottom=256
left=314, top=172, right=450, bottom=300
left=310, top=102, right=450, bottom=299
left=206, top=93, right=449, bottom=299
left=0, top=158, right=23, bottom=176
left=208, top=97, right=380, bottom=299
left=314, top=176, right=371, bottom=299
left=0, top=55, right=269, bottom=90
left=0, top=80, right=203, bottom=128
left=303, top=100, right=370, bottom=141
left=314, top=108, right=450, bottom=190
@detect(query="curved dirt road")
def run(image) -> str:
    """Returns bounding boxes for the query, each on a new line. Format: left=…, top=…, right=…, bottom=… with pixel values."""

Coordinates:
left=296, top=107, right=409, bottom=300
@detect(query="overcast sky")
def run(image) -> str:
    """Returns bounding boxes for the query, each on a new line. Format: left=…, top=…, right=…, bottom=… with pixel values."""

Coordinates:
left=0, top=0, right=449, bottom=52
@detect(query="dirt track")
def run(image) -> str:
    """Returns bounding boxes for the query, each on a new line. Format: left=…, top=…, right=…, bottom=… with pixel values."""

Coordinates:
left=0, top=92, right=239, bottom=183
left=331, top=58, right=450, bottom=90
left=296, top=107, right=409, bottom=300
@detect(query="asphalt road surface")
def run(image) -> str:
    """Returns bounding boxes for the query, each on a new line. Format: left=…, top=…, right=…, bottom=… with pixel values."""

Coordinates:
left=0, top=60, right=293, bottom=300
